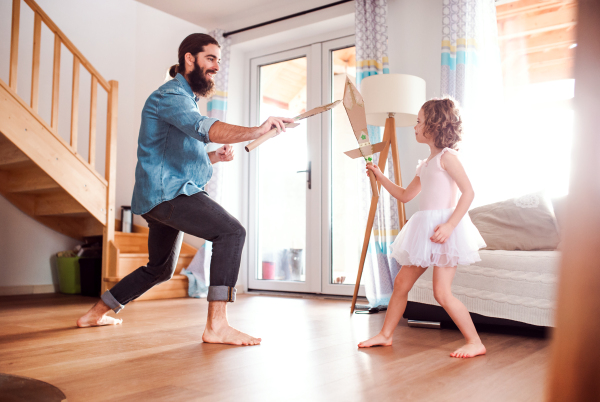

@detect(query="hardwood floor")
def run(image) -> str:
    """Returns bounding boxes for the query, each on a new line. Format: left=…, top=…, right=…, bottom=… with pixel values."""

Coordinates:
left=0, top=293, right=550, bottom=402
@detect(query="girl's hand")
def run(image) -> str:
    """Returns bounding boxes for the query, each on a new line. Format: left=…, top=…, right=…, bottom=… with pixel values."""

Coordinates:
left=366, top=164, right=382, bottom=178
left=430, top=222, right=455, bottom=244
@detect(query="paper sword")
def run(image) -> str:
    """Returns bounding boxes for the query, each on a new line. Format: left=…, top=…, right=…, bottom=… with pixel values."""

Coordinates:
left=245, top=100, right=342, bottom=152
left=343, top=77, right=385, bottom=196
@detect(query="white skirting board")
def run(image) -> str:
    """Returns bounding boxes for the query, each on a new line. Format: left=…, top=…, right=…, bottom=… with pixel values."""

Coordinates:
left=0, top=284, right=58, bottom=296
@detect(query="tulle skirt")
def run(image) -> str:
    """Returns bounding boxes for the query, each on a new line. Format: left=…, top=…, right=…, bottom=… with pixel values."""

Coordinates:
left=390, top=208, right=486, bottom=268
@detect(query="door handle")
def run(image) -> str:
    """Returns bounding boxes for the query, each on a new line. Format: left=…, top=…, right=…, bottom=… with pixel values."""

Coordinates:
left=297, top=161, right=311, bottom=190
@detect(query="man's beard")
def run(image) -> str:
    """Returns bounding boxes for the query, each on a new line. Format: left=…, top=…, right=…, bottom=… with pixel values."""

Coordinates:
left=186, top=61, right=216, bottom=97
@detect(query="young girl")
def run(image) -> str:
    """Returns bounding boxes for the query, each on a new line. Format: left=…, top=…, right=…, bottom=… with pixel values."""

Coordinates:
left=358, top=98, right=487, bottom=358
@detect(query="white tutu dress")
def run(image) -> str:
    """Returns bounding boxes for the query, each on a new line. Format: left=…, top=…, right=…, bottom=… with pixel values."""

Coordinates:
left=390, top=148, right=486, bottom=268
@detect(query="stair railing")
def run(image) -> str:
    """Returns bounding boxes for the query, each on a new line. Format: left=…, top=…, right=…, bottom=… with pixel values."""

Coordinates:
left=7, top=0, right=117, bottom=291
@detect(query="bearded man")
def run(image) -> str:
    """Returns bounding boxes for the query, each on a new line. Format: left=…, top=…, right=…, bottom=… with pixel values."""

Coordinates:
left=76, top=33, right=293, bottom=346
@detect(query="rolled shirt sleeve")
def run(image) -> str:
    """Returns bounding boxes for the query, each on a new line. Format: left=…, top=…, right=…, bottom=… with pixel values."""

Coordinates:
left=158, top=92, right=219, bottom=144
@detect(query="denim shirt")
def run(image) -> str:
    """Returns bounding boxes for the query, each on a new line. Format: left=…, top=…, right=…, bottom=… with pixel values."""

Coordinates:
left=131, top=73, right=219, bottom=215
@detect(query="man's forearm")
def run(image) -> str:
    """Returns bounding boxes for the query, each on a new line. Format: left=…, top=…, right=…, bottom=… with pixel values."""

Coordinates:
left=208, top=122, right=258, bottom=144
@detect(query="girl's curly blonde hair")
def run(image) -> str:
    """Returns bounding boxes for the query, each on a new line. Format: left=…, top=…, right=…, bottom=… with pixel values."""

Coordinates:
left=421, top=97, right=462, bottom=150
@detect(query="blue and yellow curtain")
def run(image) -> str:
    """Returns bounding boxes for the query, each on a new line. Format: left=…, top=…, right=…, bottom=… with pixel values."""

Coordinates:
left=440, top=0, right=501, bottom=108
left=206, top=29, right=230, bottom=123
left=355, top=0, right=400, bottom=307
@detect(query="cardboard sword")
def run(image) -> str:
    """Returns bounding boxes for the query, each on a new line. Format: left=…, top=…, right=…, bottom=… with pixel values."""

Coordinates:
left=245, top=100, right=342, bottom=152
left=342, top=77, right=384, bottom=196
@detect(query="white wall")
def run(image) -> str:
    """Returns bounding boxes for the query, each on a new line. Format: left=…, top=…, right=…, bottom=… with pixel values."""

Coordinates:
left=0, top=0, right=207, bottom=290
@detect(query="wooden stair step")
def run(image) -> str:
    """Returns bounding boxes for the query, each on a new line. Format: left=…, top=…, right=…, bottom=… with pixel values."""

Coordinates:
left=0, top=165, right=60, bottom=194
left=114, top=231, right=200, bottom=257
left=0, top=139, right=32, bottom=169
left=114, top=232, right=151, bottom=254
left=34, top=190, right=88, bottom=216
left=115, top=252, right=194, bottom=278
left=104, top=274, right=189, bottom=301
left=104, top=274, right=188, bottom=283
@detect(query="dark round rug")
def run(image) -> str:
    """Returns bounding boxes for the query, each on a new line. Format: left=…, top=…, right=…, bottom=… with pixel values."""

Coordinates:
left=0, top=373, right=66, bottom=402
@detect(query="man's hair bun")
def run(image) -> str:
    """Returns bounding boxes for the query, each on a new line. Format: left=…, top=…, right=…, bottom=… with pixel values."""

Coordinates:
left=168, top=64, right=179, bottom=78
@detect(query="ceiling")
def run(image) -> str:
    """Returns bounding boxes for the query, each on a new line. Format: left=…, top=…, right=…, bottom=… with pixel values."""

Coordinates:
left=135, top=0, right=340, bottom=32
left=496, top=0, right=577, bottom=85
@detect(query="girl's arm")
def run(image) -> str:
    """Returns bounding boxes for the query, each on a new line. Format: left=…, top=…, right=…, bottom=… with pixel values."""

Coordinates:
left=366, top=164, right=421, bottom=203
left=430, top=152, right=475, bottom=244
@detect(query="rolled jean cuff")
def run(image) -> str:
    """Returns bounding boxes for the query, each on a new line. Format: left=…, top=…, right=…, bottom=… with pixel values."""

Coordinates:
left=207, top=286, right=236, bottom=302
left=101, top=290, right=125, bottom=313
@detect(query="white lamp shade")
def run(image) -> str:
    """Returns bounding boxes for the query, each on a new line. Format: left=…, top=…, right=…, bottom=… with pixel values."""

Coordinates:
left=361, top=74, right=426, bottom=127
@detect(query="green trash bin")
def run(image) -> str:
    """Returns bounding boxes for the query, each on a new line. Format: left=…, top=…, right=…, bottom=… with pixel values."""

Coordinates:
left=57, top=256, right=81, bottom=294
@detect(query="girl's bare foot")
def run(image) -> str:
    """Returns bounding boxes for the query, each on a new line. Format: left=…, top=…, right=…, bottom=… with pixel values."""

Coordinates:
left=358, top=333, right=392, bottom=348
left=202, top=325, right=261, bottom=346
left=76, top=300, right=122, bottom=328
left=450, top=342, right=486, bottom=358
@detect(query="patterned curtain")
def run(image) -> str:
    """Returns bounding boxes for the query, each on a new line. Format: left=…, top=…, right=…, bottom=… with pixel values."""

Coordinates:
left=355, top=0, right=400, bottom=307
left=182, top=29, right=231, bottom=297
left=440, top=0, right=502, bottom=109
left=440, top=0, right=504, bottom=208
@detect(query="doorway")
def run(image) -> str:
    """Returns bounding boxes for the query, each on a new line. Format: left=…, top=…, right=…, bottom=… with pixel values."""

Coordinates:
left=247, top=36, right=366, bottom=297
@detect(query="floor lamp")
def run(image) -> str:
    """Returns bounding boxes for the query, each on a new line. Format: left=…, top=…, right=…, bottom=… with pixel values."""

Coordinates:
left=350, top=74, right=426, bottom=313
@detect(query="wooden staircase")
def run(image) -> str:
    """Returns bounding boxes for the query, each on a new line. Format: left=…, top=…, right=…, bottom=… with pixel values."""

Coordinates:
left=0, top=0, right=195, bottom=300
left=108, top=223, right=197, bottom=300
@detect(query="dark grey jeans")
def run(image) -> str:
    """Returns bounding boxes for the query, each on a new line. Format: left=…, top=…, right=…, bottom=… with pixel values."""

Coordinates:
left=101, top=192, right=246, bottom=313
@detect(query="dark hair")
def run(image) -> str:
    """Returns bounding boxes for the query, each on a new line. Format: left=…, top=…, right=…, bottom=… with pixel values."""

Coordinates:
left=168, top=33, right=220, bottom=78
left=421, top=97, right=463, bottom=150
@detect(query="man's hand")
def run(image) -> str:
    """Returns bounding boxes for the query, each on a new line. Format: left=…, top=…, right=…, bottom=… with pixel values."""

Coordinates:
left=254, top=116, right=296, bottom=139
left=209, top=144, right=234, bottom=164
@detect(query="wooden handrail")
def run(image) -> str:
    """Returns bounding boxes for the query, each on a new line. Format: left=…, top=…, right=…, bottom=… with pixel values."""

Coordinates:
left=22, top=0, right=111, bottom=91
left=8, top=0, right=116, bottom=176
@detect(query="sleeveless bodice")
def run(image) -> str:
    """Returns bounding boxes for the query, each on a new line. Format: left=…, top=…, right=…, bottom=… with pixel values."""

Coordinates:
left=416, top=148, right=459, bottom=211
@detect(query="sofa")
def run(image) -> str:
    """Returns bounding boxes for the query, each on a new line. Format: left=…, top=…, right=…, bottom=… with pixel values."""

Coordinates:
left=403, top=192, right=563, bottom=331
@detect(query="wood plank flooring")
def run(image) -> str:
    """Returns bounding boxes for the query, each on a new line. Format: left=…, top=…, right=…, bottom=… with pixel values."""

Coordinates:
left=0, top=293, right=550, bottom=402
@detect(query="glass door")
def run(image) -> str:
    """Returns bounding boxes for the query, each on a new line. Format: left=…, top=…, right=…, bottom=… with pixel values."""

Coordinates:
left=320, top=36, right=366, bottom=297
left=248, top=37, right=365, bottom=297
left=248, top=46, right=322, bottom=293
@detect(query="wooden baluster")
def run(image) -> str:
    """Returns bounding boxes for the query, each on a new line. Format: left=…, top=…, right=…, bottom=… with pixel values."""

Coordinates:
left=51, top=34, right=61, bottom=131
left=89, top=76, right=97, bottom=167
left=70, top=56, right=80, bottom=151
left=102, top=80, right=118, bottom=292
left=31, top=12, right=42, bottom=112
left=9, top=0, right=20, bottom=91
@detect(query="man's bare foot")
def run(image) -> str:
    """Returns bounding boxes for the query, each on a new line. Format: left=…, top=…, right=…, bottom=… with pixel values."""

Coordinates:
left=450, top=342, right=486, bottom=358
left=76, top=300, right=123, bottom=328
left=202, top=325, right=261, bottom=346
left=202, top=301, right=260, bottom=346
left=358, top=333, right=393, bottom=348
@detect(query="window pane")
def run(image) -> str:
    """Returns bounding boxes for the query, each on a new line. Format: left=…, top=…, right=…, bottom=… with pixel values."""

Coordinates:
left=330, top=46, right=360, bottom=285
left=257, top=57, right=308, bottom=282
